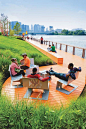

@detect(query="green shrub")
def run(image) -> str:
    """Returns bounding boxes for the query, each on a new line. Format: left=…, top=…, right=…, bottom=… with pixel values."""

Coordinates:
left=0, top=72, right=4, bottom=95
left=9, top=30, right=14, bottom=36
left=0, top=32, right=2, bottom=35
left=17, top=36, right=23, bottom=40
left=0, top=95, right=86, bottom=129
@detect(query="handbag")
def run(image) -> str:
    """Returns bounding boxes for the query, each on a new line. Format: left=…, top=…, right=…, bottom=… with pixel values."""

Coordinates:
left=15, top=68, right=20, bottom=73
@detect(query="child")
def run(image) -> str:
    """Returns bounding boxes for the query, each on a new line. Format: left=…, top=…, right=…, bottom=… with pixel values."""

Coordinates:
left=27, top=68, right=51, bottom=82
left=47, top=45, right=52, bottom=51
left=46, top=63, right=81, bottom=81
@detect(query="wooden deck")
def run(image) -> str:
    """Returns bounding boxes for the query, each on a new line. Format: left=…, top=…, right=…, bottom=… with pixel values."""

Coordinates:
left=2, top=39, right=86, bottom=106
left=26, top=39, right=63, bottom=64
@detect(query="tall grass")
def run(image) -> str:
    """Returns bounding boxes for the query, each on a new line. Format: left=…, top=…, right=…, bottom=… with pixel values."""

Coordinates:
left=0, top=72, right=4, bottom=95
left=0, top=95, right=86, bottom=129
left=0, top=36, right=53, bottom=71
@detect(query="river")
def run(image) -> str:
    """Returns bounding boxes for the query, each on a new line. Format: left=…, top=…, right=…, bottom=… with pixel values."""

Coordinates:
left=28, top=35, right=86, bottom=58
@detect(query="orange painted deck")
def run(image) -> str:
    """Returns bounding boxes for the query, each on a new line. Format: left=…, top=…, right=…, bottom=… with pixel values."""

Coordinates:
left=2, top=39, right=86, bottom=106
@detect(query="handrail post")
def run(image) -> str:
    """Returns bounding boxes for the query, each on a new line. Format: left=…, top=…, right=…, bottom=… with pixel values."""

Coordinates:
left=56, top=43, right=57, bottom=49
left=60, top=44, right=62, bottom=50
left=65, top=45, right=68, bottom=52
left=44, top=40, right=45, bottom=44
left=49, top=41, right=50, bottom=46
left=73, top=47, right=75, bottom=55
left=46, top=41, right=47, bottom=45
left=52, top=42, right=53, bottom=46
left=82, top=49, right=85, bottom=58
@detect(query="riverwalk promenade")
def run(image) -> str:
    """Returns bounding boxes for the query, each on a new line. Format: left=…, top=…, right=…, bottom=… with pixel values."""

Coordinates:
left=2, top=39, right=86, bottom=106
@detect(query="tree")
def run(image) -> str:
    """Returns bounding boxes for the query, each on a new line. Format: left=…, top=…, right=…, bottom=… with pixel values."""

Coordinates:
left=68, top=31, right=73, bottom=35
left=61, top=29, right=69, bottom=35
left=54, top=31, right=58, bottom=35
left=9, top=22, right=11, bottom=35
left=13, top=22, right=21, bottom=35
left=9, top=30, right=14, bottom=36
left=0, top=13, right=8, bottom=35
left=73, top=30, right=85, bottom=35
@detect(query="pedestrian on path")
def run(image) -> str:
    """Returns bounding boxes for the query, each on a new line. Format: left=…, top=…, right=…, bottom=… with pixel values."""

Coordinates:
left=40, top=37, right=43, bottom=44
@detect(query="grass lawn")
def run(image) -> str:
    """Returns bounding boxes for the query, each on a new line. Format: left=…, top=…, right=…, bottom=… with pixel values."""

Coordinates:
left=0, top=36, right=53, bottom=69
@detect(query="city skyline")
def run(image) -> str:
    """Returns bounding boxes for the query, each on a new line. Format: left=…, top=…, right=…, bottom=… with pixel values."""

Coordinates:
left=0, top=0, right=86, bottom=30
left=10, top=21, right=53, bottom=33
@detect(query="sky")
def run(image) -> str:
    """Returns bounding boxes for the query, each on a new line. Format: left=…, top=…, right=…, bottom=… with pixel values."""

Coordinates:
left=0, top=0, right=86, bottom=30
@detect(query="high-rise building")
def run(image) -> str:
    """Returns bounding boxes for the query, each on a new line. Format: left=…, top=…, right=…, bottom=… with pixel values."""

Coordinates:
left=40, top=25, right=45, bottom=33
left=55, top=29, right=62, bottom=33
left=31, top=25, right=34, bottom=32
left=21, top=24, right=25, bottom=32
left=34, top=24, right=41, bottom=33
left=10, top=21, right=18, bottom=30
left=10, top=21, right=29, bottom=33
left=49, top=26, right=53, bottom=32
left=25, top=25, right=29, bottom=32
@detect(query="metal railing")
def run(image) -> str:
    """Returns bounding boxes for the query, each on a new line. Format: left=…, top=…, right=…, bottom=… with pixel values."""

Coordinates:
left=30, top=38, right=86, bottom=58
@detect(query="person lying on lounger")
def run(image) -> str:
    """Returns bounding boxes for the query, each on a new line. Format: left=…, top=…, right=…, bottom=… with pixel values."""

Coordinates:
left=27, top=67, right=51, bottom=82
left=46, top=63, right=81, bottom=81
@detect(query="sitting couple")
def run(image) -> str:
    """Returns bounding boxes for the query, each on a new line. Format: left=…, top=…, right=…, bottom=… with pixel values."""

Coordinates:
left=10, top=53, right=30, bottom=77
left=11, top=59, right=51, bottom=82
left=47, top=44, right=57, bottom=53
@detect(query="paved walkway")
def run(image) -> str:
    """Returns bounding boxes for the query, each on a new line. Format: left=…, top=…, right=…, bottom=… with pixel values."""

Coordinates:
left=2, top=39, right=86, bottom=107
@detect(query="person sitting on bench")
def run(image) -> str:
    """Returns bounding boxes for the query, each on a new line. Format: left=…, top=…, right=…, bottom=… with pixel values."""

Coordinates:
left=51, top=44, right=57, bottom=53
left=20, top=53, right=30, bottom=70
left=10, top=58, right=25, bottom=77
left=27, top=68, right=51, bottom=82
left=46, top=63, right=81, bottom=81
left=47, top=45, right=52, bottom=52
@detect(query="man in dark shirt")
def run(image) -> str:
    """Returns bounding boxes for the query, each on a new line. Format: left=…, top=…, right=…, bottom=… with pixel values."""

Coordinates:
left=46, top=63, right=81, bottom=81
left=27, top=68, right=51, bottom=82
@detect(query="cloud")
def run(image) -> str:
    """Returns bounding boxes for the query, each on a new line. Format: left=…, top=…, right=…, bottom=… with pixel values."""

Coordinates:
left=7, top=3, right=28, bottom=14
left=78, top=10, right=86, bottom=14
left=0, top=2, right=29, bottom=23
